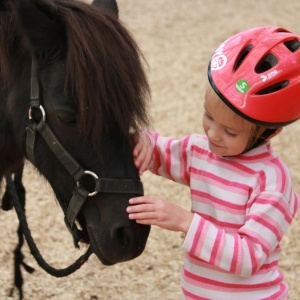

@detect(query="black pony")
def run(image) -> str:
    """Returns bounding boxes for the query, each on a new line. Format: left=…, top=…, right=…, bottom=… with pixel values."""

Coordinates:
left=0, top=0, right=150, bottom=296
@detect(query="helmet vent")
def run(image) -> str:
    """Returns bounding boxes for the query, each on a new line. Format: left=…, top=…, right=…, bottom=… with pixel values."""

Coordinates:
left=255, top=53, right=278, bottom=74
left=283, top=39, right=300, bottom=52
left=233, top=45, right=253, bottom=71
left=256, top=80, right=289, bottom=95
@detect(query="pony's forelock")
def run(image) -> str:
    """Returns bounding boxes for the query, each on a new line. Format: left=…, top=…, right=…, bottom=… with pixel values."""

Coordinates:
left=0, top=0, right=150, bottom=148
left=59, top=0, right=150, bottom=147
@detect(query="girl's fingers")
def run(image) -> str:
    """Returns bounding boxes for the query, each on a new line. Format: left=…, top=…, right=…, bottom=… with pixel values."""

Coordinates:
left=138, top=160, right=148, bottom=175
left=138, top=150, right=152, bottom=174
left=127, top=197, right=156, bottom=216
left=132, top=132, right=152, bottom=174
left=133, top=141, right=142, bottom=157
left=127, top=203, right=153, bottom=214
left=128, top=212, right=155, bottom=220
left=129, top=196, right=150, bottom=204
left=133, top=144, right=148, bottom=171
left=133, top=132, right=147, bottom=156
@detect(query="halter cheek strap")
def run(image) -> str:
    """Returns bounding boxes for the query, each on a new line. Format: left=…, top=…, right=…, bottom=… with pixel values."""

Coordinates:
left=26, top=58, right=144, bottom=247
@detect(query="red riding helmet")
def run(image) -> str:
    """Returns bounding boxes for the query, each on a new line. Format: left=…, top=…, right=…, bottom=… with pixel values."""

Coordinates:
left=208, top=26, right=300, bottom=128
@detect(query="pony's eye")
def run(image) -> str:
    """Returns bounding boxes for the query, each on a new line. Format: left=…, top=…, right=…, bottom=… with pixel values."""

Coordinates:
left=57, top=110, right=76, bottom=125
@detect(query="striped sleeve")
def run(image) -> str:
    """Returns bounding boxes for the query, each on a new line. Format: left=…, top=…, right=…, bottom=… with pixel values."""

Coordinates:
left=182, top=189, right=298, bottom=277
left=145, top=131, right=192, bottom=186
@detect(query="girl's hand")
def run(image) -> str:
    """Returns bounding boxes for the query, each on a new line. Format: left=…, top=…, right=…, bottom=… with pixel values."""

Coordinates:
left=127, top=196, right=193, bottom=234
left=132, top=131, right=152, bottom=175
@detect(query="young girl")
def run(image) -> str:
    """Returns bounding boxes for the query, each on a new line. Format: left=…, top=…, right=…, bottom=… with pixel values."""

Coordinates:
left=127, top=26, right=300, bottom=299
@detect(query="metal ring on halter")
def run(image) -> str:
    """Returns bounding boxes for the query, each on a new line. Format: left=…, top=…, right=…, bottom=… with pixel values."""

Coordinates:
left=28, top=105, right=46, bottom=123
left=76, top=170, right=99, bottom=197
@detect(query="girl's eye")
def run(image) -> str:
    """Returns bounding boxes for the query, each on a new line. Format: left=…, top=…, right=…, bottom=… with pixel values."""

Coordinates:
left=225, top=130, right=237, bottom=138
left=204, top=111, right=213, bottom=120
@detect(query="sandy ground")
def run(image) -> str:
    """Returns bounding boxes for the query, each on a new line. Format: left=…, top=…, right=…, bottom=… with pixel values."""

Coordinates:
left=1, top=1, right=300, bottom=299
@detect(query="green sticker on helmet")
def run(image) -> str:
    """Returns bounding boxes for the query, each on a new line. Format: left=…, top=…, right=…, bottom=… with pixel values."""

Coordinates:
left=236, top=79, right=249, bottom=93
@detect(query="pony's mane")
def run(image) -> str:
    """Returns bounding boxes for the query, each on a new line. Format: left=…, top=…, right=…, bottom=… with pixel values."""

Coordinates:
left=0, top=0, right=150, bottom=146
left=0, top=4, right=18, bottom=86
left=59, top=0, right=150, bottom=144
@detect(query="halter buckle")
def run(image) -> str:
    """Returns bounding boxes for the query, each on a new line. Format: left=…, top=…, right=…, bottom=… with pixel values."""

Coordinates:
left=28, top=104, right=46, bottom=123
left=76, top=170, right=99, bottom=197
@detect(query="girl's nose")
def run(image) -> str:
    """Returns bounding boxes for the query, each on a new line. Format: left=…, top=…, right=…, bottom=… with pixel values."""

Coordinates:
left=207, top=126, right=221, bottom=142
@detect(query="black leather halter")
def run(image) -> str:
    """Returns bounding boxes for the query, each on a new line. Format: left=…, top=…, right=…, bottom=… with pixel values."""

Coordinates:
left=26, top=58, right=143, bottom=246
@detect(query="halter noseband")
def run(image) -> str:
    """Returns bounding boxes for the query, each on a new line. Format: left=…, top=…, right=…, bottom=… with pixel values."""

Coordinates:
left=26, top=58, right=143, bottom=246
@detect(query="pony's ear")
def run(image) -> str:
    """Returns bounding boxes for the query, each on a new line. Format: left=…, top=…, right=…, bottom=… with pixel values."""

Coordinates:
left=7, top=0, right=66, bottom=60
left=92, top=0, right=119, bottom=17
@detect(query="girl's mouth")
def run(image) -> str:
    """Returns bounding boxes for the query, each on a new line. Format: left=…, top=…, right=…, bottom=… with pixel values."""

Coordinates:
left=209, top=140, right=222, bottom=148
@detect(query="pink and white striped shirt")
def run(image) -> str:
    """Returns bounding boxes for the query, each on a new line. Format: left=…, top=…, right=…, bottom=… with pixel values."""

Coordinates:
left=146, top=132, right=299, bottom=300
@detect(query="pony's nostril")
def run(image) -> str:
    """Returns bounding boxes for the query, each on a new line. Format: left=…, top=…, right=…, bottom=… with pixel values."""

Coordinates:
left=111, top=226, right=134, bottom=248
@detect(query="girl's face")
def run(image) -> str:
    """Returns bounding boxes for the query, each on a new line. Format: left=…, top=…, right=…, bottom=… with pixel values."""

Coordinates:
left=203, top=87, right=254, bottom=156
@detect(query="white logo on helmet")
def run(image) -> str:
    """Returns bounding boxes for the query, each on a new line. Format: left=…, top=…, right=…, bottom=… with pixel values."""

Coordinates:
left=260, top=70, right=281, bottom=82
left=211, top=42, right=227, bottom=71
left=211, top=55, right=227, bottom=71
